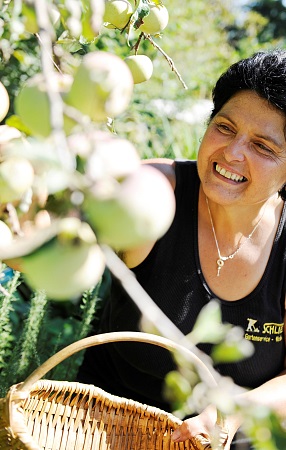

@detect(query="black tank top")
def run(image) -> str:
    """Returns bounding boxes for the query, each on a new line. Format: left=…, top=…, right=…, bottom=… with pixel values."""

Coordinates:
left=78, top=160, right=286, bottom=412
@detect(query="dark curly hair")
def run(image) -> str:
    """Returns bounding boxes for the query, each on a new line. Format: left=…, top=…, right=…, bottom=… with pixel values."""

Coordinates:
left=210, top=49, right=286, bottom=200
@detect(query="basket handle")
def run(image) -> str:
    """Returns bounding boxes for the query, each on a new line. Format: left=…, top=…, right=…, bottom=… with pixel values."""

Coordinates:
left=18, top=331, right=217, bottom=392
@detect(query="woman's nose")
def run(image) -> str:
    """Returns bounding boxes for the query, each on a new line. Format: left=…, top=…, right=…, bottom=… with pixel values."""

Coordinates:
left=223, top=136, right=246, bottom=162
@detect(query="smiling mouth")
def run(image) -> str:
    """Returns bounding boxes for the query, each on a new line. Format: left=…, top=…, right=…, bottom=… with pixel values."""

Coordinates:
left=215, top=163, right=247, bottom=182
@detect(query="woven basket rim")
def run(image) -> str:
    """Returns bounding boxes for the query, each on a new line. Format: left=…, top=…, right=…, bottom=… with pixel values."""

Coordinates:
left=26, top=379, right=183, bottom=424
left=1, top=378, right=184, bottom=450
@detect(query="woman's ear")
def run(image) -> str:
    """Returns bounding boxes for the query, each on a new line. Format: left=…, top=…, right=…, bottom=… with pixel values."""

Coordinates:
left=278, top=184, right=286, bottom=201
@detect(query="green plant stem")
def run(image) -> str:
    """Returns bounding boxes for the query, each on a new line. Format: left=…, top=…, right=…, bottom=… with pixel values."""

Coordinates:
left=15, top=289, right=48, bottom=380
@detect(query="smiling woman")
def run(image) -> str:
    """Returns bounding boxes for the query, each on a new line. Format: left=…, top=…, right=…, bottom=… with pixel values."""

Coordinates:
left=77, top=50, right=286, bottom=450
left=198, top=90, right=286, bottom=210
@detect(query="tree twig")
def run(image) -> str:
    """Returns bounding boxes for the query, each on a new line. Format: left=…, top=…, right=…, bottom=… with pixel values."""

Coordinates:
left=34, top=0, right=74, bottom=171
left=6, top=203, right=23, bottom=237
left=132, top=32, right=144, bottom=54
left=144, top=33, right=188, bottom=90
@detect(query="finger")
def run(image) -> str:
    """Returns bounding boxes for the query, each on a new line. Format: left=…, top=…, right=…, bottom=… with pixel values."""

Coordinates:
left=212, top=425, right=229, bottom=449
left=171, top=420, right=207, bottom=442
left=192, top=433, right=212, bottom=449
left=218, top=428, right=229, bottom=446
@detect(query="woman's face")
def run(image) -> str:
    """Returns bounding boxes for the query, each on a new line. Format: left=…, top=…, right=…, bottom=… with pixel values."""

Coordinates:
left=197, top=90, right=286, bottom=206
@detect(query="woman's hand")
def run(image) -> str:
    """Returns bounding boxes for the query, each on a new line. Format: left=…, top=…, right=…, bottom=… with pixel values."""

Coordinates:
left=171, top=405, right=242, bottom=449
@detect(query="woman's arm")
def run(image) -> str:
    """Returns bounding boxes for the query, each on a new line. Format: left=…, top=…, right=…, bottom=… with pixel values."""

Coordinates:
left=172, top=304, right=286, bottom=449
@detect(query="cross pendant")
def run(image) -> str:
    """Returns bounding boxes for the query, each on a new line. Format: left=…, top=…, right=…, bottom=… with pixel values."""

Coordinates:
left=216, top=258, right=224, bottom=277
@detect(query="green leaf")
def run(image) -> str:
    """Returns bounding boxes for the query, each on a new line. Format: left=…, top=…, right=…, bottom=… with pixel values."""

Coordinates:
left=211, top=339, right=254, bottom=363
left=5, top=114, right=32, bottom=135
left=13, top=49, right=29, bottom=64
left=81, top=0, right=98, bottom=42
left=164, top=370, right=192, bottom=407
left=189, top=300, right=231, bottom=344
left=212, top=326, right=254, bottom=363
left=128, top=0, right=150, bottom=32
left=21, top=3, right=39, bottom=34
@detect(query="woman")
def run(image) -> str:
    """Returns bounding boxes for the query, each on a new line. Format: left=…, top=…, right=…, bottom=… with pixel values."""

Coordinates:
left=77, top=50, right=286, bottom=449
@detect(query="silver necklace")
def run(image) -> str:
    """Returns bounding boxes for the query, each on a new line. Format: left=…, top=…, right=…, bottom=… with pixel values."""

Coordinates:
left=206, top=196, right=264, bottom=277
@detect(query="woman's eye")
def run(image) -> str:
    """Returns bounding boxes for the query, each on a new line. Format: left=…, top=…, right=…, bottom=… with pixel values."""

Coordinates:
left=217, top=123, right=233, bottom=133
left=253, top=143, right=280, bottom=160
left=256, top=143, right=273, bottom=153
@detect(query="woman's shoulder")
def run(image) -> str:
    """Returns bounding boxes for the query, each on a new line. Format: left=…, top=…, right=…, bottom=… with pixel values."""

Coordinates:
left=142, top=158, right=198, bottom=191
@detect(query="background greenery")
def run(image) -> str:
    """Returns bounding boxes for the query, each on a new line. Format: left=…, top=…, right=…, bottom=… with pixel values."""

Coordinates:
left=1, top=0, right=286, bottom=396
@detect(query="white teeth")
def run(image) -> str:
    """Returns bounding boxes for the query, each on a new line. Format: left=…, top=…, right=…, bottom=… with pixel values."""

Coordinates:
left=215, top=164, right=244, bottom=182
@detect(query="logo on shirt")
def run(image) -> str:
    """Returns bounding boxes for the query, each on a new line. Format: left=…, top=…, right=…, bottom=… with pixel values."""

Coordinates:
left=246, top=318, right=260, bottom=332
left=245, top=318, right=284, bottom=343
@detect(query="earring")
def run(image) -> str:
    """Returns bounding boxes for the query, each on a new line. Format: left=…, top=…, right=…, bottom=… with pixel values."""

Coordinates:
left=278, top=184, right=286, bottom=201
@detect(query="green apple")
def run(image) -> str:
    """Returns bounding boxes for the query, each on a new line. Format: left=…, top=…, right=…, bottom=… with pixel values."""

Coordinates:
left=85, top=131, right=140, bottom=181
left=15, top=73, right=75, bottom=137
left=124, top=55, right=153, bottom=84
left=0, top=125, right=22, bottom=145
left=139, top=4, right=169, bottom=35
left=68, top=130, right=140, bottom=180
left=104, top=0, right=133, bottom=29
left=0, top=81, right=10, bottom=123
left=83, top=165, right=176, bottom=250
left=21, top=218, right=105, bottom=300
left=0, top=156, right=34, bottom=204
left=65, top=51, right=134, bottom=122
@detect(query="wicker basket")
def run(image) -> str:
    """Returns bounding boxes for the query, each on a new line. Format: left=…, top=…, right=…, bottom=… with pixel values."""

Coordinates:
left=0, top=331, right=225, bottom=450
